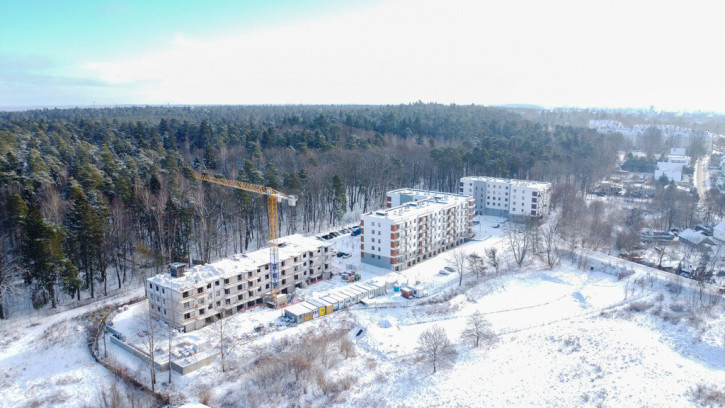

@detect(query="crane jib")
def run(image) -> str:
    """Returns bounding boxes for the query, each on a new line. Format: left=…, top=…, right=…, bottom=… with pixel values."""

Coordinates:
left=194, top=171, right=291, bottom=303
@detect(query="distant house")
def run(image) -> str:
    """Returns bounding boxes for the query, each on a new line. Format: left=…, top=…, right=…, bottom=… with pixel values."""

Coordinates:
left=655, top=162, right=683, bottom=182
left=713, top=220, right=725, bottom=242
left=678, top=228, right=714, bottom=249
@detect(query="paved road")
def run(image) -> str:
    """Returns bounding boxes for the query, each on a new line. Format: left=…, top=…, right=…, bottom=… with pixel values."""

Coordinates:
left=694, top=156, right=709, bottom=201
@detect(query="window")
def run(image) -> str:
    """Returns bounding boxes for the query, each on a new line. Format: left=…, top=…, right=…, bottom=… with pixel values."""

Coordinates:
left=224, top=278, right=229, bottom=284
left=206, top=283, right=211, bottom=289
left=183, top=291, right=189, bottom=298
left=197, top=287, right=203, bottom=294
left=184, top=313, right=191, bottom=320
left=183, top=301, right=191, bottom=308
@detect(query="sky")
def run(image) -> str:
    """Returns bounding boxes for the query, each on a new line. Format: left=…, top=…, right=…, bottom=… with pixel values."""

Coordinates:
left=1, top=0, right=725, bottom=111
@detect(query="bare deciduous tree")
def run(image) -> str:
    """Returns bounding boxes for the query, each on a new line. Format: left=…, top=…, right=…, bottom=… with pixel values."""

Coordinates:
left=212, top=306, right=231, bottom=373
left=508, top=229, right=529, bottom=268
left=137, top=301, right=160, bottom=392
left=467, top=253, right=486, bottom=280
left=541, top=223, right=559, bottom=269
left=485, top=247, right=500, bottom=275
left=338, top=336, right=355, bottom=359
left=0, top=253, right=20, bottom=320
left=417, top=325, right=457, bottom=374
left=446, top=249, right=468, bottom=287
left=460, top=312, right=497, bottom=348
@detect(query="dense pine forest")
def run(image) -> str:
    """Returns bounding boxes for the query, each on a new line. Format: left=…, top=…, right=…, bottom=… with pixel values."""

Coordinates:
left=0, top=103, right=620, bottom=317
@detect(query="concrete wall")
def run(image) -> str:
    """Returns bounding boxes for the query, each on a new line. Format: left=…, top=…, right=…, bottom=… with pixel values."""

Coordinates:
left=361, top=252, right=392, bottom=269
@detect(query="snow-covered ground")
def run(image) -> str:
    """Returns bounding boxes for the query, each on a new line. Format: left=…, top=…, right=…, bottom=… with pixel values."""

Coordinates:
left=3, top=216, right=724, bottom=407
left=0, top=288, right=154, bottom=408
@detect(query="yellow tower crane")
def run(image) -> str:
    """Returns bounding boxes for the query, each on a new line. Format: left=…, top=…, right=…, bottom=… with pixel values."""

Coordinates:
left=194, top=172, right=297, bottom=307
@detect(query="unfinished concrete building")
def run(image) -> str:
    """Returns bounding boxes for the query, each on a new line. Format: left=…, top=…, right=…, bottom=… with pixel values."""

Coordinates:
left=459, top=176, right=551, bottom=220
left=147, top=234, right=332, bottom=332
left=361, top=189, right=474, bottom=271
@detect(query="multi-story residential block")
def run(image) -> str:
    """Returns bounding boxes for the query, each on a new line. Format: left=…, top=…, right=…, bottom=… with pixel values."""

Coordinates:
left=459, top=176, right=551, bottom=220
left=361, top=189, right=474, bottom=271
left=147, top=234, right=332, bottom=332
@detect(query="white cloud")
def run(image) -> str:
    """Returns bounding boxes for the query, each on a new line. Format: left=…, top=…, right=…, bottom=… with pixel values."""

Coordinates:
left=81, top=0, right=725, bottom=111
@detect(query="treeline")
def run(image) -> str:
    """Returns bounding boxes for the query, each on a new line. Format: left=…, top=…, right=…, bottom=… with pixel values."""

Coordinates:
left=0, top=103, right=619, bottom=316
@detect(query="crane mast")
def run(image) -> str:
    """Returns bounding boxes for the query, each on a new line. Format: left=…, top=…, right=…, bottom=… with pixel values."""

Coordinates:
left=194, top=172, right=297, bottom=306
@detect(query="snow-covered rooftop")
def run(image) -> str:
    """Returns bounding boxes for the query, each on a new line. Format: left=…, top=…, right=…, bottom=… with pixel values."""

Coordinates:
left=363, top=195, right=470, bottom=222
left=461, top=176, right=550, bottom=189
left=678, top=229, right=708, bottom=245
left=148, top=234, right=331, bottom=291
left=714, top=220, right=725, bottom=232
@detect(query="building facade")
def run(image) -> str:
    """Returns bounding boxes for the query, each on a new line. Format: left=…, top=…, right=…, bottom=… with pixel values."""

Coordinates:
left=147, top=234, right=332, bottom=332
left=361, top=189, right=474, bottom=271
left=459, top=176, right=551, bottom=220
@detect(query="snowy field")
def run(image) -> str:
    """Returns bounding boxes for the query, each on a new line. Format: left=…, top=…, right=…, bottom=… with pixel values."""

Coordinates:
left=0, top=289, right=154, bottom=408
left=2, top=216, right=725, bottom=407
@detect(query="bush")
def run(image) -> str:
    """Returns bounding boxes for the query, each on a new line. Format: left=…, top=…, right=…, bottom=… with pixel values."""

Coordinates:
left=618, top=270, right=634, bottom=281
left=669, top=303, right=686, bottom=313
left=691, top=384, right=725, bottom=406
left=627, top=301, right=653, bottom=313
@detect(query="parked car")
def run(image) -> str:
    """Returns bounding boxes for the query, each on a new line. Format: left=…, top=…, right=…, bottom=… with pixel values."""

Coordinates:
left=473, top=220, right=480, bottom=225
left=342, top=253, right=352, bottom=259
left=444, top=266, right=455, bottom=273
left=493, top=224, right=500, bottom=228
left=438, top=269, right=450, bottom=275
left=330, top=231, right=340, bottom=238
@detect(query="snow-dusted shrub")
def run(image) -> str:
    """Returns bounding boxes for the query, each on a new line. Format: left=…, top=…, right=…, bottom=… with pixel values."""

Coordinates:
left=670, top=303, right=686, bottom=313
left=627, top=301, right=653, bottom=313
left=617, top=270, right=634, bottom=281
left=691, top=384, right=725, bottom=406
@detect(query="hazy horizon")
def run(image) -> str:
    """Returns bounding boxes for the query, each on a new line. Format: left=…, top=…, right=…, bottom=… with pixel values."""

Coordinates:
left=2, top=0, right=725, bottom=112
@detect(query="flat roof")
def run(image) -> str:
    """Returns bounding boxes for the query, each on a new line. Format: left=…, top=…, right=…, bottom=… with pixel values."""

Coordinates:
left=148, top=234, right=331, bottom=291
left=363, top=195, right=472, bottom=222
left=285, top=302, right=315, bottom=316
left=461, top=176, right=550, bottom=189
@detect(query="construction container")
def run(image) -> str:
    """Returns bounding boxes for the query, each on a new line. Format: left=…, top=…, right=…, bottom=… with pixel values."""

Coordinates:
left=284, top=302, right=314, bottom=324
left=409, top=285, right=427, bottom=298
left=320, top=295, right=340, bottom=312
left=328, top=292, right=348, bottom=308
left=306, top=299, right=328, bottom=317
left=401, top=288, right=413, bottom=299
left=317, top=298, right=334, bottom=314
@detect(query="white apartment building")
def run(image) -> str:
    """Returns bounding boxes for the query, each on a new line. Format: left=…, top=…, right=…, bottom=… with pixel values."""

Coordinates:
left=459, top=176, right=551, bottom=220
left=147, top=235, right=332, bottom=332
left=361, top=189, right=474, bottom=271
